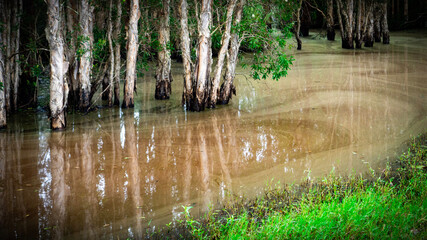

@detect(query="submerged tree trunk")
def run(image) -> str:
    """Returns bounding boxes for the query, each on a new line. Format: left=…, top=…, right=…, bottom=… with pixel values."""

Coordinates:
left=122, top=0, right=140, bottom=108
left=65, top=0, right=79, bottom=109
left=355, top=0, right=363, bottom=48
left=381, top=2, right=390, bottom=44
left=374, top=3, right=382, bottom=42
left=218, top=0, right=245, bottom=105
left=179, top=0, right=193, bottom=108
left=113, top=0, right=122, bottom=106
left=364, top=0, right=375, bottom=47
left=192, top=0, right=213, bottom=111
left=208, top=0, right=236, bottom=108
left=295, top=0, right=303, bottom=50
left=337, top=0, right=354, bottom=49
left=78, top=0, right=94, bottom=111
left=46, top=0, right=69, bottom=130
left=326, top=0, right=335, bottom=41
left=155, top=0, right=173, bottom=100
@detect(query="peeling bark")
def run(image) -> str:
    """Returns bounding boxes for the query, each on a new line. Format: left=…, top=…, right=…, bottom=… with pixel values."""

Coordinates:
left=47, top=0, right=69, bottom=130
left=78, top=0, right=94, bottom=111
left=326, top=0, right=335, bottom=41
left=218, top=0, right=245, bottom=105
left=122, top=0, right=140, bottom=108
left=179, top=0, right=193, bottom=109
left=208, top=0, right=237, bottom=108
left=155, top=0, right=173, bottom=100
left=113, top=0, right=122, bottom=106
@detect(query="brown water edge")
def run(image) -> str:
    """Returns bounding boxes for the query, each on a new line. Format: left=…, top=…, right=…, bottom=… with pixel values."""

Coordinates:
left=0, top=30, right=426, bottom=239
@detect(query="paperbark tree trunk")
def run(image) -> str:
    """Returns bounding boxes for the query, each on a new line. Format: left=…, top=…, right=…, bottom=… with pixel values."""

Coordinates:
left=208, top=0, right=237, bottom=108
left=12, top=0, right=22, bottom=111
left=326, top=0, right=335, bottom=41
left=78, top=0, right=94, bottom=111
left=355, top=0, right=364, bottom=48
left=295, top=0, right=303, bottom=50
left=179, top=0, right=193, bottom=108
left=122, top=0, right=140, bottom=108
left=364, top=1, right=375, bottom=47
left=155, top=0, right=173, bottom=100
left=65, top=0, right=79, bottom=109
left=0, top=3, right=6, bottom=128
left=107, top=0, right=114, bottom=106
left=374, top=3, right=382, bottom=42
left=192, top=0, right=213, bottom=111
left=337, top=0, right=354, bottom=49
left=113, top=0, right=122, bottom=106
left=381, top=2, right=390, bottom=44
left=46, top=0, right=69, bottom=130
left=218, top=0, right=245, bottom=105
left=2, top=2, right=11, bottom=112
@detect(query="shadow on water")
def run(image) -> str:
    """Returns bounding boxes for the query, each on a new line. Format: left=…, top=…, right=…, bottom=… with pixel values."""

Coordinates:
left=0, top=30, right=426, bottom=238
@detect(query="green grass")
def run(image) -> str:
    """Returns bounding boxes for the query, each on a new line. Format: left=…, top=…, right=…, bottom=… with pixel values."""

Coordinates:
left=151, top=134, right=427, bottom=239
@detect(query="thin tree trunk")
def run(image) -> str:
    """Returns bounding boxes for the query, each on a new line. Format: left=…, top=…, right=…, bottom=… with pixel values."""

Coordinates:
left=155, top=0, right=173, bottom=100
left=295, top=0, right=303, bottom=50
left=113, top=0, right=122, bottom=106
left=364, top=0, right=374, bottom=47
left=179, top=0, right=193, bottom=108
left=218, top=0, right=245, bottom=105
left=0, top=2, right=5, bottom=128
left=12, top=0, right=22, bottom=111
left=46, top=0, right=69, bottom=130
left=78, top=0, right=94, bottom=111
left=355, top=0, right=363, bottom=48
left=107, top=0, right=114, bottom=106
left=381, top=2, right=390, bottom=44
left=327, top=0, right=335, bottom=41
left=374, top=3, right=381, bottom=42
left=208, top=0, right=237, bottom=108
left=122, top=0, right=140, bottom=108
left=3, top=4, right=11, bottom=112
left=192, top=0, right=213, bottom=111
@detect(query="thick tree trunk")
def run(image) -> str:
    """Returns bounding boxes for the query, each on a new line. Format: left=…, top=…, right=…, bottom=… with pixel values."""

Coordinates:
left=155, top=0, right=173, bottom=100
left=122, top=0, right=140, bottom=108
left=78, top=0, right=94, bottom=111
left=326, top=0, right=335, bottom=41
left=192, top=0, right=213, bottom=111
left=107, top=0, right=114, bottom=106
left=113, top=0, right=122, bottom=106
left=46, top=0, right=69, bottom=130
left=355, top=0, right=363, bottom=48
left=364, top=1, right=374, bottom=47
left=295, top=0, right=303, bottom=50
left=218, top=0, right=245, bottom=105
left=374, top=3, right=382, bottom=42
left=65, top=0, right=79, bottom=109
left=337, top=0, right=354, bottom=49
left=381, top=2, right=390, bottom=44
left=208, top=0, right=237, bottom=108
left=12, top=0, right=22, bottom=111
left=0, top=6, right=5, bottom=128
left=179, top=0, right=193, bottom=108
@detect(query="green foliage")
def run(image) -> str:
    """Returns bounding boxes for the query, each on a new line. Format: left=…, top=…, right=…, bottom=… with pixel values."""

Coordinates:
left=0, top=82, right=3, bottom=91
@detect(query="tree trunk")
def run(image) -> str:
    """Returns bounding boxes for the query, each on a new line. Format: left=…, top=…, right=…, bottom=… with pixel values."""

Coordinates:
left=155, top=0, right=173, bottom=100
left=113, top=0, right=122, bottom=106
left=107, top=0, right=114, bottom=106
left=65, top=0, right=79, bottom=109
left=192, top=0, right=213, bottom=111
left=2, top=2, right=11, bottom=112
left=374, top=3, right=381, bottom=42
left=355, top=0, right=363, bottom=48
left=78, top=0, right=94, bottom=111
left=218, top=0, right=245, bottom=105
left=46, top=0, right=69, bottom=130
left=295, top=0, right=303, bottom=50
left=179, top=0, right=193, bottom=108
left=0, top=1, right=6, bottom=128
left=381, top=2, right=390, bottom=44
left=326, top=0, right=335, bottom=41
left=404, top=0, right=408, bottom=22
left=122, top=0, right=140, bottom=108
left=337, top=0, right=354, bottom=49
left=364, top=1, right=374, bottom=47
left=12, top=0, right=22, bottom=111
left=208, top=0, right=237, bottom=108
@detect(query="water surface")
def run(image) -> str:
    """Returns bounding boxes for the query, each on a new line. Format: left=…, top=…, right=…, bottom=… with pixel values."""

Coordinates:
left=1, top=30, right=426, bottom=239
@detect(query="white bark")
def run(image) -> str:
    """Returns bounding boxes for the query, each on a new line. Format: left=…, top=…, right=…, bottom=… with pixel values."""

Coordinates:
left=179, top=0, right=193, bottom=108
left=114, top=0, right=122, bottom=106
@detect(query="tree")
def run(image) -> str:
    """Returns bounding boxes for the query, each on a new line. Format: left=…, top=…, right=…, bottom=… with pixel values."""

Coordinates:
left=364, top=0, right=375, bottom=47
left=113, top=0, right=122, bottom=106
left=46, top=0, right=69, bottom=130
left=381, top=1, right=390, bottom=44
left=336, top=0, right=354, bottom=49
left=122, top=0, right=140, bottom=108
left=294, top=0, right=303, bottom=50
left=107, top=0, right=114, bottom=106
left=178, top=0, right=193, bottom=108
left=155, top=0, right=173, bottom=100
left=0, top=0, right=6, bottom=128
left=326, top=0, right=335, bottom=41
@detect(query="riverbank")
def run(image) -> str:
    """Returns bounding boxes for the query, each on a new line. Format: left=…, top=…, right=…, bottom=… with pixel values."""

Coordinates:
left=151, top=133, right=426, bottom=239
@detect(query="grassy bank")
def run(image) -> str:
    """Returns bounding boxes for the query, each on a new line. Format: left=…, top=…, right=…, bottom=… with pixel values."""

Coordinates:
left=152, top=134, right=427, bottom=239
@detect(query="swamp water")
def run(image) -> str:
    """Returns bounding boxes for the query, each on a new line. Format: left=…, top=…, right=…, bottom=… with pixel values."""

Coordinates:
left=0, top=30, right=426, bottom=238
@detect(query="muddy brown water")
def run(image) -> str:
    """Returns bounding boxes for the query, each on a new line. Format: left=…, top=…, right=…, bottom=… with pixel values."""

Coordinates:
left=1, top=30, right=426, bottom=238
